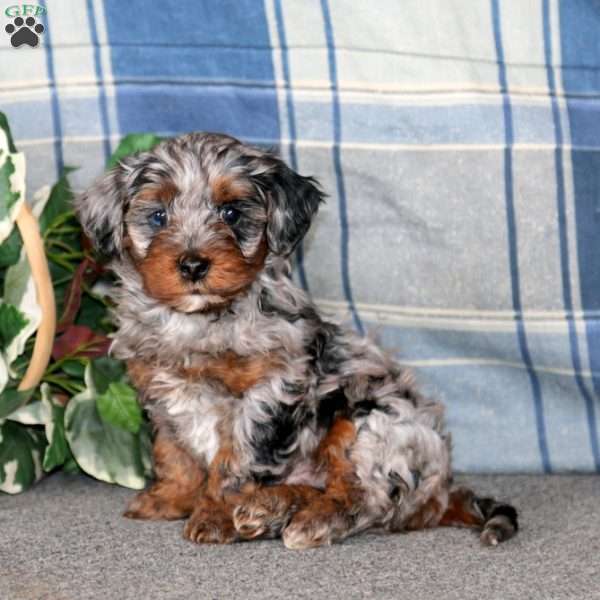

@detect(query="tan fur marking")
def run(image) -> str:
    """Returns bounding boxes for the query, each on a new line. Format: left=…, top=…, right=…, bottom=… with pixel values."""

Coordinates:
left=183, top=436, right=242, bottom=544
left=202, top=236, right=268, bottom=298
left=137, top=231, right=188, bottom=302
left=234, top=484, right=323, bottom=540
left=405, top=496, right=446, bottom=530
left=135, top=181, right=179, bottom=204
left=438, top=487, right=485, bottom=528
left=281, top=418, right=363, bottom=546
left=316, top=418, right=360, bottom=497
left=181, top=350, right=281, bottom=396
left=184, top=495, right=239, bottom=544
left=210, top=174, right=254, bottom=206
left=206, top=442, right=238, bottom=499
left=126, top=359, right=157, bottom=396
left=124, top=429, right=206, bottom=520
left=137, top=228, right=267, bottom=310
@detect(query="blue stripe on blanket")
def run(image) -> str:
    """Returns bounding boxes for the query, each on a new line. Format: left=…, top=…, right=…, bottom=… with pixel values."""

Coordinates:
left=321, top=0, right=364, bottom=334
left=491, top=0, right=551, bottom=473
left=273, top=0, right=309, bottom=292
left=39, top=0, right=64, bottom=178
left=86, top=0, right=112, bottom=163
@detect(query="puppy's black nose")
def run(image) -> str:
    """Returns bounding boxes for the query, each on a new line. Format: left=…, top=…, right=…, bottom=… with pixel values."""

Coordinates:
left=178, top=254, right=210, bottom=282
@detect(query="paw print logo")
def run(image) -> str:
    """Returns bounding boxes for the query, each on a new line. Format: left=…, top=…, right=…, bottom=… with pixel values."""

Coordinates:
left=5, top=16, right=45, bottom=48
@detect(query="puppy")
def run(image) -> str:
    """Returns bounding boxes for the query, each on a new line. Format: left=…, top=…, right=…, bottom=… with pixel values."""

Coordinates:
left=75, top=132, right=518, bottom=549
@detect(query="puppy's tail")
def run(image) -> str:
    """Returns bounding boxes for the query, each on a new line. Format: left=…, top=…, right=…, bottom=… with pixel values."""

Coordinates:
left=439, top=487, right=519, bottom=546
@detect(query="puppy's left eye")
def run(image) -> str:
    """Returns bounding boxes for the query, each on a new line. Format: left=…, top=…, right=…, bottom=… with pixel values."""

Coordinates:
left=148, top=209, right=167, bottom=229
left=220, top=206, right=241, bottom=226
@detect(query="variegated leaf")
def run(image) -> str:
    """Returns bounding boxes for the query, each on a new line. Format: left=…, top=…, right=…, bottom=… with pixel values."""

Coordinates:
left=0, top=386, right=34, bottom=419
left=0, top=113, right=18, bottom=153
left=0, top=419, right=46, bottom=494
left=4, top=395, right=43, bottom=424
left=40, top=384, right=70, bottom=471
left=0, top=131, right=25, bottom=245
left=2, top=185, right=51, bottom=371
left=64, top=363, right=148, bottom=489
left=0, top=302, right=29, bottom=350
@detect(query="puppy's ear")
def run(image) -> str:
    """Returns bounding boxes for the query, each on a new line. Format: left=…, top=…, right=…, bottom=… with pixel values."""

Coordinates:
left=264, top=162, right=324, bottom=256
left=74, top=161, right=132, bottom=258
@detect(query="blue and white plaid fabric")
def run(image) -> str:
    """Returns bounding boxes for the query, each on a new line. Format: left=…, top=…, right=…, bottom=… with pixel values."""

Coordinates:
left=2, top=0, right=599, bottom=473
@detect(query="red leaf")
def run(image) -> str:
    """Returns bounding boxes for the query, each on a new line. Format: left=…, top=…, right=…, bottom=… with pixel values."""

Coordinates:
left=56, top=256, right=107, bottom=334
left=52, top=325, right=111, bottom=360
left=56, top=259, right=89, bottom=334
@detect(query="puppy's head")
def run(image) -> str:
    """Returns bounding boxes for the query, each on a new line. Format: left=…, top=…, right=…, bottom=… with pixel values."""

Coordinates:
left=75, top=133, right=323, bottom=312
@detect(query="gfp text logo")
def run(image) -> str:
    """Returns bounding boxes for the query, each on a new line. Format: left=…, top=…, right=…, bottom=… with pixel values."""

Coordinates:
left=4, top=4, right=45, bottom=47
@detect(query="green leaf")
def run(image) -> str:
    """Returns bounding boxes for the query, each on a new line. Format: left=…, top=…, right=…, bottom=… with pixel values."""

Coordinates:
left=106, top=134, right=162, bottom=169
left=0, top=420, right=46, bottom=494
left=38, top=166, right=76, bottom=233
left=0, top=226, right=22, bottom=269
left=64, top=364, right=147, bottom=489
left=0, top=386, right=34, bottom=419
left=40, top=385, right=69, bottom=471
left=0, top=112, right=18, bottom=153
left=76, top=294, right=108, bottom=331
left=61, top=359, right=86, bottom=379
left=90, top=356, right=126, bottom=395
left=97, top=381, right=142, bottom=434
left=62, top=454, right=82, bottom=474
left=0, top=155, right=20, bottom=222
left=0, top=302, right=29, bottom=350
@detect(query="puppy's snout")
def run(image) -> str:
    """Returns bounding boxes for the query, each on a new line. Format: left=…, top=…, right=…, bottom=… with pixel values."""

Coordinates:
left=178, top=253, right=211, bottom=282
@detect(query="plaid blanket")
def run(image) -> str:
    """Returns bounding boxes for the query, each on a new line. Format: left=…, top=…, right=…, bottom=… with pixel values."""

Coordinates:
left=2, top=0, right=599, bottom=473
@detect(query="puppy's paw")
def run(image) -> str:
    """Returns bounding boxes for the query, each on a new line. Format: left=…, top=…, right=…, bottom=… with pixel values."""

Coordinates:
left=233, top=503, right=270, bottom=540
left=123, top=490, right=190, bottom=520
left=184, top=509, right=238, bottom=544
left=233, top=495, right=291, bottom=540
left=282, top=510, right=335, bottom=550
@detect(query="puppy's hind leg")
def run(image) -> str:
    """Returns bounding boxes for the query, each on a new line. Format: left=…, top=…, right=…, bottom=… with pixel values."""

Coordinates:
left=282, top=418, right=373, bottom=549
left=124, top=428, right=206, bottom=520
left=438, top=486, right=519, bottom=546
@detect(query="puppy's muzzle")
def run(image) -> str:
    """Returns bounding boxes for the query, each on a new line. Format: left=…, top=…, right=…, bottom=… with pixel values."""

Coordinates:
left=178, top=253, right=211, bottom=283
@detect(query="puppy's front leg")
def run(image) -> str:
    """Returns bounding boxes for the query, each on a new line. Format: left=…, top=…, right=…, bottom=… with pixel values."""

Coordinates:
left=233, top=484, right=323, bottom=540
left=183, top=444, right=241, bottom=544
left=124, top=427, right=206, bottom=520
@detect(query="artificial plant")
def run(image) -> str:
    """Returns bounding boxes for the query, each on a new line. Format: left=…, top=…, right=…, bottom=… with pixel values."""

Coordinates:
left=0, top=112, right=162, bottom=494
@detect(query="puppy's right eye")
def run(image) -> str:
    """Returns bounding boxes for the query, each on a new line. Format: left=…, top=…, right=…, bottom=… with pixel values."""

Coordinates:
left=220, top=206, right=241, bottom=226
left=148, top=209, right=167, bottom=229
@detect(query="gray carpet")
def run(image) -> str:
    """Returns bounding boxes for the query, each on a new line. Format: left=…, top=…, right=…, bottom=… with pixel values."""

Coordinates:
left=1, top=474, right=599, bottom=600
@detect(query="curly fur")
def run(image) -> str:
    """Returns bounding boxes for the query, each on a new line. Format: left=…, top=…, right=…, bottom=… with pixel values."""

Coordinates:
left=75, top=132, right=518, bottom=549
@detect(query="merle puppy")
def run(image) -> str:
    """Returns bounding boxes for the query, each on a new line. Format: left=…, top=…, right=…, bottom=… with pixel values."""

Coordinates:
left=75, top=132, right=518, bottom=549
